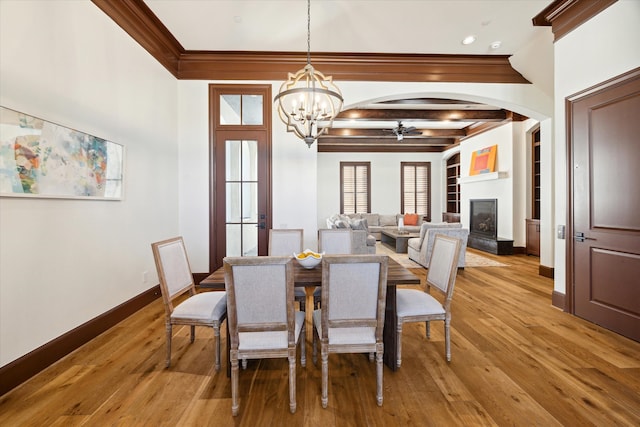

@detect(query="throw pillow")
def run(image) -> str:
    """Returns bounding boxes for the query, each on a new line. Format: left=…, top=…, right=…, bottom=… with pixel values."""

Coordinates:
left=404, top=213, right=419, bottom=226
left=379, top=214, right=396, bottom=226
left=334, top=219, right=349, bottom=228
left=350, top=218, right=369, bottom=231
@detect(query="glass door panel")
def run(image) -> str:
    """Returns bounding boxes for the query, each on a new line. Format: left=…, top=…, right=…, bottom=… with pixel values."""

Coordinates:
left=225, top=139, right=258, bottom=256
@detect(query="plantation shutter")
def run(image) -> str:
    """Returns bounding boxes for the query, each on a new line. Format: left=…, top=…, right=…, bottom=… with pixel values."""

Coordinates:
left=341, top=162, right=370, bottom=214
left=402, top=162, right=431, bottom=221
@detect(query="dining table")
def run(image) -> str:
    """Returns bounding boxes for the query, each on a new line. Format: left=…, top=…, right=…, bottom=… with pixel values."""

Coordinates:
left=200, top=256, right=420, bottom=372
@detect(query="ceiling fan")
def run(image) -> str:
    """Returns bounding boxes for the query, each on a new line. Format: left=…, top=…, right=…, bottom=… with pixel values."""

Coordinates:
left=388, top=121, right=421, bottom=141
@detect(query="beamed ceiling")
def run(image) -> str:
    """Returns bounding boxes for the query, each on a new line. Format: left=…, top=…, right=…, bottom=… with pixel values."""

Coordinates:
left=91, top=0, right=610, bottom=152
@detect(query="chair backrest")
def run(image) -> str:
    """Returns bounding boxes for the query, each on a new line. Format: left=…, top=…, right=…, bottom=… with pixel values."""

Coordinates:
left=269, top=229, right=303, bottom=256
left=318, top=229, right=353, bottom=254
left=223, top=256, right=295, bottom=350
left=426, top=234, right=462, bottom=304
left=320, top=255, right=388, bottom=341
left=151, top=236, right=196, bottom=315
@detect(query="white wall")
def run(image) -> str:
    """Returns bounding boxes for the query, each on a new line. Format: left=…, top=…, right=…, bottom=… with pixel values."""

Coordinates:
left=0, top=1, right=178, bottom=366
left=552, top=0, right=640, bottom=294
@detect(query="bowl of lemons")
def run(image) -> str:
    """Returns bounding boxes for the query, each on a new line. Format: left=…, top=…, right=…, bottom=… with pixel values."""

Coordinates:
left=294, top=249, right=323, bottom=269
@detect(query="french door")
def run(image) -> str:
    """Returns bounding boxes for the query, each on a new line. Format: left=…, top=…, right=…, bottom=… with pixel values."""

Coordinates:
left=209, top=85, right=272, bottom=271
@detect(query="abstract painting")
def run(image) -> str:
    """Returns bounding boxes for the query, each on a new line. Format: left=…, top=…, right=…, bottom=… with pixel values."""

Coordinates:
left=469, top=144, right=497, bottom=176
left=0, top=107, right=124, bottom=200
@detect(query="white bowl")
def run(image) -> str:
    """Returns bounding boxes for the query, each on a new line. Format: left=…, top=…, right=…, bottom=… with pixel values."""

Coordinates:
left=294, top=250, right=323, bottom=269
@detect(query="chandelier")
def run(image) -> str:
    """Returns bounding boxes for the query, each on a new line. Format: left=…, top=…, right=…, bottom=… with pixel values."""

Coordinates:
left=274, top=0, right=343, bottom=147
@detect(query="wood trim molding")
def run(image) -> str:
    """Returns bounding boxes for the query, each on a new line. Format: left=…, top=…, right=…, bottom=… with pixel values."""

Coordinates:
left=92, top=0, right=529, bottom=84
left=177, top=51, right=529, bottom=83
left=552, top=290, right=566, bottom=311
left=92, top=0, right=183, bottom=77
left=0, top=285, right=161, bottom=396
left=539, top=264, right=554, bottom=279
left=532, top=0, right=617, bottom=41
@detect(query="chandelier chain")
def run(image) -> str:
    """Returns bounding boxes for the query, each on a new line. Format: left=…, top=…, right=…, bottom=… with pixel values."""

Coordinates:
left=306, top=0, right=311, bottom=65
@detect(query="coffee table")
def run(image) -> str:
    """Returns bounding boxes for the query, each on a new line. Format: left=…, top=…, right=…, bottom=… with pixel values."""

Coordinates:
left=381, top=229, right=420, bottom=253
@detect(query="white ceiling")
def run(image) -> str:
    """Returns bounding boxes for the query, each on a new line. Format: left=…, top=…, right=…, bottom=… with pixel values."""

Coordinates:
left=142, top=0, right=553, bottom=149
left=145, top=0, right=552, bottom=56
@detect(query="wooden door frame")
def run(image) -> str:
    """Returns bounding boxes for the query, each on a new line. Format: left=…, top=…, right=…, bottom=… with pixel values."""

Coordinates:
left=565, top=67, right=640, bottom=313
left=209, top=84, right=272, bottom=272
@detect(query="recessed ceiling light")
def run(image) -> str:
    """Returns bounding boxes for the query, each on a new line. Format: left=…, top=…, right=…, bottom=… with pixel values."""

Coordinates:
left=462, top=35, right=477, bottom=45
left=490, top=41, right=502, bottom=50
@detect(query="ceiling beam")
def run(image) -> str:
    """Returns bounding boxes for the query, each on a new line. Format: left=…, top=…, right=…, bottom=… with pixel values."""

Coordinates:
left=317, top=140, right=449, bottom=153
left=322, top=128, right=466, bottom=138
left=335, top=109, right=510, bottom=121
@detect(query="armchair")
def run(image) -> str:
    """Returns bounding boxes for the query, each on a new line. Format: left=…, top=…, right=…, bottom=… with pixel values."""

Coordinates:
left=407, top=223, right=468, bottom=268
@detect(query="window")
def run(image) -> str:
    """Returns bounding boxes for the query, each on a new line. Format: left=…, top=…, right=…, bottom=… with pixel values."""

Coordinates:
left=401, top=162, right=431, bottom=221
left=340, top=162, right=370, bottom=214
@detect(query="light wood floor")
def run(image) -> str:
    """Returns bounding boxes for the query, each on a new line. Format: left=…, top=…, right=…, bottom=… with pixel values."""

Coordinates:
left=1, top=250, right=639, bottom=426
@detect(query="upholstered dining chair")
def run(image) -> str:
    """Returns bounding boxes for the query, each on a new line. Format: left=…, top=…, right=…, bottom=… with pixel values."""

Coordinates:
left=223, top=256, right=306, bottom=416
left=318, top=228, right=353, bottom=254
left=312, top=254, right=388, bottom=408
left=151, top=236, right=227, bottom=370
left=396, top=234, right=461, bottom=366
left=268, top=228, right=320, bottom=312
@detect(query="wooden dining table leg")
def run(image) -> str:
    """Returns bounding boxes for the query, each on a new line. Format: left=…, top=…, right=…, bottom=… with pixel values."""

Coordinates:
left=383, top=285, right=398, bottom=371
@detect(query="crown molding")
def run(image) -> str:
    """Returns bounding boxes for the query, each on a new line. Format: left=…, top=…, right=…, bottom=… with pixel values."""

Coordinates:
left=532, top=0, right=617, bottom=41
left=92, top=0, right=529, bottom=83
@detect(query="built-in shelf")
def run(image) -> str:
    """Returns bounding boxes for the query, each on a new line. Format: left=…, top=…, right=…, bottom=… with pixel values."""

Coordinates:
left=459, top=171, right=508, bottom=184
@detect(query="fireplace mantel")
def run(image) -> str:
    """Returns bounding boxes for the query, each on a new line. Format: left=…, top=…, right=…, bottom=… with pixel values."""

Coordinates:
left=459, top=171, right=508, bottom=184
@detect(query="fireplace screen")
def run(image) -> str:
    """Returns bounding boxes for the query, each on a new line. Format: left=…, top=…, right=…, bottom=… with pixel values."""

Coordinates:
left=470, top=199, right=497, bottom=239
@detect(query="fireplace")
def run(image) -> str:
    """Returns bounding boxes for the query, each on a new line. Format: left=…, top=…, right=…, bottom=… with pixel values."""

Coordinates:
left=468, top=199, right=513, bottom=255
left=470, top=199, right=497, bottom=239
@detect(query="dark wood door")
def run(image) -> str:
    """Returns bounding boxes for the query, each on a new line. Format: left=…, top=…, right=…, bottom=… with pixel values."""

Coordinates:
left=213, top=130, right=270, bottom=267
left=209, top=84, right=272, bottom=271
left=570, top=69, right=640, bottom=341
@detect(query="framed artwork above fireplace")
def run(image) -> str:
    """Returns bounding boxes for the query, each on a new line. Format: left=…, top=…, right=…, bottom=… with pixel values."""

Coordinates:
left=469, top=144, right=497, bottom=176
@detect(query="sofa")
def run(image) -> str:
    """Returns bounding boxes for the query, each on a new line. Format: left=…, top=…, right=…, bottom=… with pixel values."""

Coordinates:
left=326, top=213, right=424, bottom=241
left=407, top=222, right=469, bottom=268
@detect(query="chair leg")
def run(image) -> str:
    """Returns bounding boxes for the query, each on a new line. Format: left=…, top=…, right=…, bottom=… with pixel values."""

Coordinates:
left=396, top=322, right=403, bottom=368
left=426, top=321, right=431, bottom=339
left=321, top=342, right=328, bottom=408
left=300, top=323, right=306, bottom=368
left=376, top=343, right=384, bottom=406
left=288, top=354, right=297, bottom=414
left=165, top=322, right=173, bottom=368
left=242, top=358, right=247, bottom=369
left=230, top=351, right=239, bottom=416
left=445, top=319, right=451, bottom=362
left=190, top=325, right=195, bottom=343
left=213, top=325, right=221, bottom=371
left=312, top=327, right=318, bottom=365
